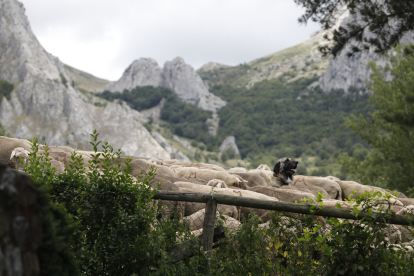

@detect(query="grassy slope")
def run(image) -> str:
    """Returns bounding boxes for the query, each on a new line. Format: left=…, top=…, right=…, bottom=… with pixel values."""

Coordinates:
left=64, top=64, right=110, bottom=93
left=198, top=31, right=329, bottom=89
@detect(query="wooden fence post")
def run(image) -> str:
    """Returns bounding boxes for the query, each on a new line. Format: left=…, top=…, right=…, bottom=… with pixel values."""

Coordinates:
left=201, top=197, right=217, bottom=270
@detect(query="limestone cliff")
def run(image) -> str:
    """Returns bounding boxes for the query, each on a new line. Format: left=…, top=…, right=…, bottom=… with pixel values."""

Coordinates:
left=0, top=0, right=170, bottom=159
left=196, top=11, right=350, bottom=89
left=103, top=58, right=164, bottom=92
left=319, top=12, right=414, bottom=93
left=104, top=57, right=226, bottom=113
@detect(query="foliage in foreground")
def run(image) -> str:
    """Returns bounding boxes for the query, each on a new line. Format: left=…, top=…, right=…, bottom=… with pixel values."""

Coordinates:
left=210, top=191, right=414, bottom=275
left=339, top=44, right=414, bottom=193
left=24, top=131, right=200, bottom=275
left=295, top=0, right=414, bottom=57
left=24, top=131, right=414, bottom=275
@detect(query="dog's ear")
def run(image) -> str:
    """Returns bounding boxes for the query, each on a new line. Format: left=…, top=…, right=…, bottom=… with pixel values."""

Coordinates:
left=273, top=161, right=280, bottom=176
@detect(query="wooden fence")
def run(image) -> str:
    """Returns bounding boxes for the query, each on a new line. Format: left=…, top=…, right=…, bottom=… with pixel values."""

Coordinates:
left=153, top=191, right=414, bottom=260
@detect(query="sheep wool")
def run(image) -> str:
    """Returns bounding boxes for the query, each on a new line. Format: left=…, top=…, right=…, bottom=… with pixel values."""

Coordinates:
left=230, top=172, right=268, bottom=187
left=170, top=162, right=226, bottom=172
left=292, top=176, right=342, bottom=200
left=247, top=169, right=273, bottom=186
left=0, top=136, right=32, bottom=167
left=227, top=167, right=248, bottom=173
left=174, top=167, right=240, bottom=187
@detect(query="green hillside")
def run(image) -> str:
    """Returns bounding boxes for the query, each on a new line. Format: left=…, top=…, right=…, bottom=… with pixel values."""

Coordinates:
left=212, top=77, right=372, bottom=175
left=198, top=30, right=329, bottom=89
left=96, top=76, right=373, bottom=177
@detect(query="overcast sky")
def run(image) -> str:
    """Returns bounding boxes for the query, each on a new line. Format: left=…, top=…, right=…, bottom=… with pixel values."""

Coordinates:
left=20, top=0, right=320, bottom=81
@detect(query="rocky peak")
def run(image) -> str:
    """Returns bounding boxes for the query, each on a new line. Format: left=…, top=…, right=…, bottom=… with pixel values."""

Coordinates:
left=197, top=62, right=230, bottom=73
left=103, top=58, right=164, bottom=92
left=163, top=57, right=226, bottom=113
left=319, top=10, right=414, bottom=93
left=219, top=136, right=240, bottom=156
left=0, top=0, right=171, bottom=159
left=105, top=56, right=226, bottom=113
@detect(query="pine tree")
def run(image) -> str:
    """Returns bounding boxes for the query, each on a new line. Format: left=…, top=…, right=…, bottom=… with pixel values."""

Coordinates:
left=338, top=44, right=414, bottom=193
left=295, top=0, right=414, bottom=57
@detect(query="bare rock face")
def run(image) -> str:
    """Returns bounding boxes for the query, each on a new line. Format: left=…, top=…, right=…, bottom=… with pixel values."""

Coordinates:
left=219, top=136, right=240, bottom=155
left=0, top=0, right=169, bottom=159
left=151, top=131, right=191, bottom=162
left=105, top=57, right=226, bottom=114
left=163, top=57, right=226, bottom=113
left=103, top=58, right=164, bottom=92
left=319, top=12, right=414, bottom=93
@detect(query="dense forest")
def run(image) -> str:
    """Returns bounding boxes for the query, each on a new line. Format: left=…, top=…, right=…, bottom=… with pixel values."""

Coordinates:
left=96, top=77, right=373, bottom=176
left=96, top=86, right=213, bottom=141
left=213, top=77, right=373, bottom=171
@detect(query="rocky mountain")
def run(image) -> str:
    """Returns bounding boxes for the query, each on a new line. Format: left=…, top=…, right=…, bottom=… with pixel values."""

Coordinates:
left=64, top=64, right=110, bottom=93
left=197, top=8, right=414, bottom=94
left=197, top=10, right=351, bottom=89
left=0, top=0, right=170, bottom=159
left=319, top=15, right=414, bottom=93
left=104, top=57, right=226, bottom=114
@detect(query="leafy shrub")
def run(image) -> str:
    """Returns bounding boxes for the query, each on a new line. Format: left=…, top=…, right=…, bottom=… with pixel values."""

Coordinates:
left=0, top=80, right=13, bottom=103
left=23, top=131, right=200, bottom=275
left=0, top=121, right=13, bottom=137
left=21, top=131, right=414, bottom=275
left=221, top=151, right=229, bottom=162
left=60, top=73, right=68, bottom=87
left=210, top=191, right=414, bottom=275
left=19, top=142, right=79, bottom=275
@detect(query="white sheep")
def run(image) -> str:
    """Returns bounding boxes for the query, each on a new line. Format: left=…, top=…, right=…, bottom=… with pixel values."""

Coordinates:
left=206, top=179, right=228, bottom=188
left=10, top=147, right=30, bottom=166
left=257, top=164, right=271, bottom=171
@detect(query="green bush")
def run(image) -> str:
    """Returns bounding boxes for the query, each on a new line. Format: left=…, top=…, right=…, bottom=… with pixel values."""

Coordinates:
left=21, top=142, right=79, bottom=275
left=20, top=131, right=414, bottom=275
left=0, top=80, right=13, bottom=103
left=60, top=73, right=68, bottom=87
left=23, top=131, right=200, bottom=275
left=0, top=121, right=13, bottom=137
left=210, top=191, right=414, bottom=275
left=221, top=151, right=229, bottom=162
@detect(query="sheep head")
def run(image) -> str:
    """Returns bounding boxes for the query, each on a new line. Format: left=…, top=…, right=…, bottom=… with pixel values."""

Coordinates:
left=10, top=147, right=31, bottom=165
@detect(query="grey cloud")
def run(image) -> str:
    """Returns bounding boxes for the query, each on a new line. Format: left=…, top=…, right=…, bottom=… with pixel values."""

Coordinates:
left=20, top=0, right=320, bottom=80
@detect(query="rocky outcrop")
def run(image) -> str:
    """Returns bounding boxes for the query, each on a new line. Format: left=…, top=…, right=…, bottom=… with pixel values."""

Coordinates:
left=163, top=57, right=226, bottom=113
left=219, top=136, right=240, bottom=155
left=104, top=57, right=226, bottom=113
left=103, top=58, right=164, bottom=92
left=319, top=12, right=414, bottom=93
left=0, top=0, right=169, bottom=159
left=0, top=163, right=42, bottom=276
left=151, top=131, right=191, bottom=162
left=197, top=62, right=230, bottom=73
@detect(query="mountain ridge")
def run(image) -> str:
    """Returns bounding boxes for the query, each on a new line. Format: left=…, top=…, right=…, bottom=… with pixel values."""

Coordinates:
left=0, top=0, right=170, bottom=159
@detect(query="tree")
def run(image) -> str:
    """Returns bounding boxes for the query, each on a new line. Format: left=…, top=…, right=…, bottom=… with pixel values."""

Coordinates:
left=338, top=44, right=414, bottom=193
left=295, top=0, right=414, bottom=57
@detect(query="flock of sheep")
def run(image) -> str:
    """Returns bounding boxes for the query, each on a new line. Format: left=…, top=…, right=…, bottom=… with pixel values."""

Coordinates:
left=2, top=135, right=414, bottom=251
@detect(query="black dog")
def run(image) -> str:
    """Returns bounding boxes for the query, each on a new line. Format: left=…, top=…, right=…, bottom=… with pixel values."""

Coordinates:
left=272, top=157, right=298, bottom=187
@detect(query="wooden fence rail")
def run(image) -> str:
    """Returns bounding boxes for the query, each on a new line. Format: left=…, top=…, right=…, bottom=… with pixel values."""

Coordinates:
left=153, top=191, right=413, bottom=226
left=153, top=191, right=414, bottom=265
